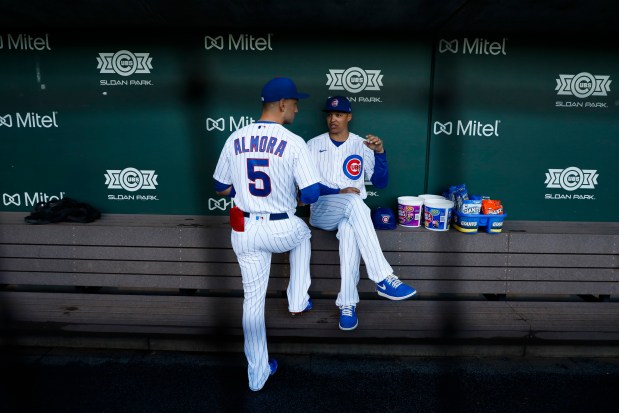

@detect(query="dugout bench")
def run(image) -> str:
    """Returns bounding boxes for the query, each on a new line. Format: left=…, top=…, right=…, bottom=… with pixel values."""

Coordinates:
left=0, top=212, right=617, bottom=356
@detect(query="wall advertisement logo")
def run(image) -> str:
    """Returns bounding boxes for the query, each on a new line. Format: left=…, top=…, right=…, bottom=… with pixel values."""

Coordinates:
left=97, top=50, right=152, bottom=76
left=105, top=168, right=158, bottom=191
left=105, top=167, right=159, bottom=201
left=438, top=37, right=507, bottom=55
left=0, top=33, right=51, bottom=50
left=544, top=167, right=598, bottom=200
left=208, top=197, right=234, bottom=211
left=98, top=50, right=154, bottom=86
left=555, top=72, right=611, bottom=109
left=205, top=116, right=255, bottom=132
left=433, top=120, right=501, bottom=137
left=2, top=191, right=66, bottom=207
left=204, top=34, right=273, bottom=51
left=0, top=112, right=59, bottom=128
left=326, top=67, right=383, bottom=103
left=327, top=67, right=383, bottom=94
left=556, top=73, right=610, bottom=98
left=206, top=118, right=225, bottom=131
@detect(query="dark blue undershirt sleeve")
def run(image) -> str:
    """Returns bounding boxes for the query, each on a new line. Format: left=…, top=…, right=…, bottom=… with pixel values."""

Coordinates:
left=370, top=151, right=388, bottom=188
left=213, top=179, right=235, bottom=197
left=318, top=183, right=340, bottom=196
left=299, top=183, right=320, bottom=204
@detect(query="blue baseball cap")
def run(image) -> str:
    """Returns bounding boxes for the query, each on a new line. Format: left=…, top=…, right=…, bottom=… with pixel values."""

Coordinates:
left=371, top=207, right=397, bottom=230
left=261, top=77, right=310, bottom=103
left=323, top=95, right=352, bottom=113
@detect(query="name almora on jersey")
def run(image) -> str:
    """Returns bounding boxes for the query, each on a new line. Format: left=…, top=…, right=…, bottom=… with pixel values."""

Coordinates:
left=233, top=135, right=287, bottom=157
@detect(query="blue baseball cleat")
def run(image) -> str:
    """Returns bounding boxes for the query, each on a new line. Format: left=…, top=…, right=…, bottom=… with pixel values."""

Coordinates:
left=251, top=359, right=278, bottom=391
left=268, top=358, right=278, bottom=376
left=376, top=274, right=417, bottom=300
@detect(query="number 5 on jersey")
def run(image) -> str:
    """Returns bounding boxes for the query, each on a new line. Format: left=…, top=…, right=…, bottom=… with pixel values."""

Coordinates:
left=247, top=158, right=271, bottom=197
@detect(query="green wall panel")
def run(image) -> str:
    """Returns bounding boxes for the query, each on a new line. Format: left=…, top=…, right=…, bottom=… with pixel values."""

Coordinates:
left=1, top=32, right=616, bottom=221
left=429, top=36, right=617, bottom=221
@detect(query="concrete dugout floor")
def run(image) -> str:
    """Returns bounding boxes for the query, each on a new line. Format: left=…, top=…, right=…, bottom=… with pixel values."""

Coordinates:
left=1, top=346, right=618, bottom=413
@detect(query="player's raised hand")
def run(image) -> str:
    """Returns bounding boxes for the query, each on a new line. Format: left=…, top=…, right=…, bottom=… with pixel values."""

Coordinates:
left=364, top=134, right=384, bottom=153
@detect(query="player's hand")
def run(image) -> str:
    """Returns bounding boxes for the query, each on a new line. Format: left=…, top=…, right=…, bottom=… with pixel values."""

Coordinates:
left=339, top=187, right=361, bottom=195
left=364, top=134, right=384, bottom=153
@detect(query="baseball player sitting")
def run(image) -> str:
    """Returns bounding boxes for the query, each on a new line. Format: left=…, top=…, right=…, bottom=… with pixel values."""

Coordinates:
left=213, top=77, right=321, bottom=391
left=306, top=96, right=417, bottom=331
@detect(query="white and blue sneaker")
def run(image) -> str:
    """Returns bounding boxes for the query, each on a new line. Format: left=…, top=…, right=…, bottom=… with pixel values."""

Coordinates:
left=376, top=274, right=417, bottom=300
left=339, top=305, right=358, bottom=331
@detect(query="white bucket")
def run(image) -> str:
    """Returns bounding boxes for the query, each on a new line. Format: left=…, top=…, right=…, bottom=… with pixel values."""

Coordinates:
left=423, top=199, right=454, bottom=231
left=397, top=196, right=424, bottom=228
left=418, top=194, right=446, bottom=202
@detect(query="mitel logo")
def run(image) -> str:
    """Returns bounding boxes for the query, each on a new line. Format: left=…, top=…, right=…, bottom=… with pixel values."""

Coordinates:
left=433, top=120, right=501, bottom=137
left=0, top=33, right=51, bottom=50
left=326, top=67, right=383, bottom=95
left=206, top=116, right=255, bottom=132
left=433, top=121, right=452, bottom=135
left=204, top=36, right=224, bottom=50
left=2, top=193, right=19, bottom=206
left=0, top=112, right=59, bottom=128
left=208, top=197, right=234, bottom=211
left=204, top=34, right=273, bottom=51
left=0, top=114, right=11, bottom=127
left=206, top=118, right=225, bottom=131
left=439, top=38, right=507, bottom=55
left=2, top=191, right=66, bottom=207
left=104, top=167, right=158, bottom=192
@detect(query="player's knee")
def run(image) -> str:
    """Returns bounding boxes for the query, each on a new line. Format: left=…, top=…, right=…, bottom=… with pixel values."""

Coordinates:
left=344, top=194, right=369, bottom=214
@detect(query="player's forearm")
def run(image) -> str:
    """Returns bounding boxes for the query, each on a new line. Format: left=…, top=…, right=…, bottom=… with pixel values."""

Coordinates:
left=370, top=151, right=389, bottom=188
left=318, top=183, right=340, bottom=196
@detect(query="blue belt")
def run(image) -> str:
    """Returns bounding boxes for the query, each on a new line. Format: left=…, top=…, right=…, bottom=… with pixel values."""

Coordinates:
left=243, top=212, right=289, bottom=221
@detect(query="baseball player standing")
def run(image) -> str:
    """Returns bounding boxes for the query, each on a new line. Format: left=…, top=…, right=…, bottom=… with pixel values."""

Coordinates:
left=213, top=77, right=321, bottom=391
left=307, top=96, right=417, bottom=331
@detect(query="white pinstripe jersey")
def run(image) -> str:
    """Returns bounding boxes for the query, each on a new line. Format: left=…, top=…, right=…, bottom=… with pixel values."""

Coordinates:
left=213, top=121, right=320, bottom=214
left=307, top=132, right=376, bottom=200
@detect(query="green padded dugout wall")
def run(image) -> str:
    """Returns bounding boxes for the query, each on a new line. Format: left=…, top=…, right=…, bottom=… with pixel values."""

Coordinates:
left=1, top=31, right=617, bottom=220
left=429, top=35, right=618, bottom=221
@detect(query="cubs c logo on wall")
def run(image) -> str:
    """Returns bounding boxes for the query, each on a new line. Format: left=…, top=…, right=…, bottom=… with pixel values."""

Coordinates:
left=343, top=155, right=363, bottom=180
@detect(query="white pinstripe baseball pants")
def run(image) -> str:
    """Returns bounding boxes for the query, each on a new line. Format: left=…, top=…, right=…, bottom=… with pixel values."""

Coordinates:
left=231, top=214, right=312, bottom=391
left=309, top=194, right=393, bottom=307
